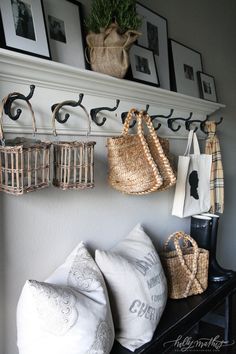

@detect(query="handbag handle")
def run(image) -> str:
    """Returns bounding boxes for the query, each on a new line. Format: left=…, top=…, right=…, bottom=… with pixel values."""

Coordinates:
left=52, top=101, right=91, bottom=136
left=122, top=108, right=163, bottom=194
left=164, top=231, right=204, bottom=297
left=0, top=93, right=36, bottom=143
left=141, top=111, right=176, bottom=188
left=184, top=130, right=200, bottom=156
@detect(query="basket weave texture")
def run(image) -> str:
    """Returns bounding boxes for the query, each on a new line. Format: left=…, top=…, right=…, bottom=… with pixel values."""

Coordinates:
left=0, top=95, right=51, bottom=195
left=107, top=109, right=176, bottom=195
left=52, top=101, right=96, bottom=190
left=53, top=141, right=95, bottom=190
left=161, top=231, right=209, bottom=299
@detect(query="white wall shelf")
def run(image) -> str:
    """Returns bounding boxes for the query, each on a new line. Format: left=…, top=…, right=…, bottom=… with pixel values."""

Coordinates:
left=0, top=48, right=225, bottom=137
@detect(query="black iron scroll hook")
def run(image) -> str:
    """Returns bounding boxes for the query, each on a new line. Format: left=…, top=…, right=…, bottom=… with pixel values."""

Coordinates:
left=200, top=116, right=223, bottom=134
left=185, top=115, right=209, bottom=133
left=51, top=94, right=84, bottom=123
left=4, top=85, right=35, bottom=120
left=90, top=99, right=120, bottom=126
left=167, top=112, right=193, bottom=132
left=150, top=109, right=174, bottom=131
left=121, top=104, right=149, bottom=128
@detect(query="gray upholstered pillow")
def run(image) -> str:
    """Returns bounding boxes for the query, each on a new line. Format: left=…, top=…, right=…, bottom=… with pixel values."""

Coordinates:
left=95, top=224, right=167, bottom=351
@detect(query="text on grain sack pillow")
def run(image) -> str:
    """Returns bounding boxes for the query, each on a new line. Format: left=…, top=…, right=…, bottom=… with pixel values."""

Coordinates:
left=17, top=242, right=114, bottom=354
left=95, top=224, right=167, bottom=351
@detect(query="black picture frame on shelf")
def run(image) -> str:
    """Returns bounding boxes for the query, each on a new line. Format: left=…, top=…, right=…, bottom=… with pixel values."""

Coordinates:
left=43, top=0, right=87, bottom=69
left=0, top=0, right=51, bottom=59
left=136, top=2, right=170, bottom=90
left=129, top=44, right=160, bottom=87
left=197, top=71, right=218, bottom=102
left=169, top=39, right=203, bottom=98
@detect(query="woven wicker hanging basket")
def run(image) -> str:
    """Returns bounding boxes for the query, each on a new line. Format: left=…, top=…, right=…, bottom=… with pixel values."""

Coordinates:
left=52, top=102, right=96, bottom=190
left=0, top=94, right=51, bottom=195
left=161, top=231, right=209, bottom=299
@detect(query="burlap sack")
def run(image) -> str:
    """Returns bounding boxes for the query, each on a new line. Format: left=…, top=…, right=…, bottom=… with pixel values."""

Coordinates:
left=86, top=23, right=140, bottom=78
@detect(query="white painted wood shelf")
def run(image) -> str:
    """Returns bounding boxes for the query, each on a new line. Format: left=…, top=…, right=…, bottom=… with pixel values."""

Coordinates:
left=0, top=48, right=225, bottom=137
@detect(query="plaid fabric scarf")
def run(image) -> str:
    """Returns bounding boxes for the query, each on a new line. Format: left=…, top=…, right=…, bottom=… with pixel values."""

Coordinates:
left=205, top=121, right=224, bottom=213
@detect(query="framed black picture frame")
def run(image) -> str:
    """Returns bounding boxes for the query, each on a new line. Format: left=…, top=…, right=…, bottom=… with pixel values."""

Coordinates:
left=129, top=44, right=160, bottom=87
left=136, top=2, right=170, bottom=90
left=169, top=39, right=203, bottom=98
left=0, top=0, right=51, bottom=59
left=43, top=0, right=87, bottom=69
left=197, top=71, right=218, bottom=102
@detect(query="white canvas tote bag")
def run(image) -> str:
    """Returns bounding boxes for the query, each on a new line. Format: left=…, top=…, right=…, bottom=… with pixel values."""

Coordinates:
left=172, top=130, right=212, bottom=218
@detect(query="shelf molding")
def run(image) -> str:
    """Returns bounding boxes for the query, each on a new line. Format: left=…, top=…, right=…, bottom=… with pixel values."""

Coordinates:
left=0, top=48, right=225, bottom=137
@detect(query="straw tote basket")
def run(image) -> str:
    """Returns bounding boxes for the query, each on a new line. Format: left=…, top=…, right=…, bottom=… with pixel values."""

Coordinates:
left=161, top=231, right=209, bottom=299
left=0, top=94, right=51, bottom=195
left=107, top=108, right=176, bottom=195
left=52, top=102, right=96, bottom=190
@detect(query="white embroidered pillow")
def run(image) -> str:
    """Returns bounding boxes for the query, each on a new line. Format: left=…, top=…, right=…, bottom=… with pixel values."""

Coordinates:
left=17, top=242, right=114, bottom=354
left=95, top=224, right=167, bottom=352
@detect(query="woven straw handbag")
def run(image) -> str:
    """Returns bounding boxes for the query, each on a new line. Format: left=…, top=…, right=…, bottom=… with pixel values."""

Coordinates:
left=0, top=94, right=51, bottom=195
left=107, top=108, right=163, bottom=195
left=52, top=101, right=96, bottom=190
left=161, top=231, right=209, bottom=299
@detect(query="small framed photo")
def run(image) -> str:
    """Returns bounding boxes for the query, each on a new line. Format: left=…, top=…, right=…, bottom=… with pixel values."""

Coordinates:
left=0, top=0, right=51, bottom=59
left=169, top=39, right=203, bottom=98
left=197, top=71, right=217, bottom=102
left=43, top=0, right=86, bottom=69
left=129, top=44, right=159, bottom=87
left=136, top=2, right=170, bottom=90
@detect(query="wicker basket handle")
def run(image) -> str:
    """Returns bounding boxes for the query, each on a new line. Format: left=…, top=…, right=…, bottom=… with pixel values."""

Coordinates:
left=164, top=231, right=204, bottom=297
left=52, top=101, right=91, bottom=136
left=0, top=93, right=36, bottom=142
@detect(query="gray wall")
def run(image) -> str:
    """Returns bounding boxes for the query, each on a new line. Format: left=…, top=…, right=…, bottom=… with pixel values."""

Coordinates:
left=1, top=1, right=236, bottom=354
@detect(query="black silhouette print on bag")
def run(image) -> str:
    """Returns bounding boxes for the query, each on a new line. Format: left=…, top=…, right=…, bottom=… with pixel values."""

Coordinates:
left=189, top=170, right=199, bottom=199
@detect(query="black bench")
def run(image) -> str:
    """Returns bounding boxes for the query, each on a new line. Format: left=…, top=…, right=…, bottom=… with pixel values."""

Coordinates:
left=111, top=274, right=236, bottom=353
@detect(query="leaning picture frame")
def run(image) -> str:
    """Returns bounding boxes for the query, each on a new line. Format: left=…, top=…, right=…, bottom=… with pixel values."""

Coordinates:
left=0, top=0, right=51, bottom=59
left=43, top=0, right=87, bottom=69
left=136, top=2, right=170, bottom=90
left=169, top=39, right=203, bottom=98
left=129, top=44, right=160, bottom=87
left=197, top=71, right=218, bottom=102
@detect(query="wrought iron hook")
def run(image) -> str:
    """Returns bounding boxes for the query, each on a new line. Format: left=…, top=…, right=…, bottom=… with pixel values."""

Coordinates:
left=90, top=99, right=120, bottom=126
left=121, top=105, right=149, bottom=128
left=168, top=112, right=193, bottom=132
left=4, top=85, right=35, bottom=120
left=185, top=115, right=209, bottom=132
left=150, top=109, right=174, bottom=131
left=51, top=94, right=84, bottom=123
left=200, top=116, right=223, bottom=134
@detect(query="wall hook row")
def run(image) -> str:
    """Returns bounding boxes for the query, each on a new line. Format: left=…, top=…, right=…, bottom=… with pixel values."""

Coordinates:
left=2, top=85, right=224, bottom=134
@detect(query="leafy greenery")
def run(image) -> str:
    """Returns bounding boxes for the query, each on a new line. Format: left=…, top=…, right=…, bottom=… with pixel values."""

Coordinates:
left=85, top=0, right=142, bottom=33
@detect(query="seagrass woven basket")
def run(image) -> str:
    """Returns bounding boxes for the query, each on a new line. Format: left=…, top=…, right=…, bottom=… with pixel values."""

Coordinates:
left=161, top=231, right=209, bottom=299
left=0, top=96, right=51, bottom=195
left=52, top=102, right=96, bottom=190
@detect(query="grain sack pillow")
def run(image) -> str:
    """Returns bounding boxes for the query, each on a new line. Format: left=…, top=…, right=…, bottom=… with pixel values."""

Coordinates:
left=95, top=224, right=167, bottom=351
left=17, top=242, right=114, bottom=354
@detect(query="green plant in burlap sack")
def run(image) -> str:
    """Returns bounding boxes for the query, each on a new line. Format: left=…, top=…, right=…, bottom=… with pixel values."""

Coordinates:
left=86, top=0, right=142, bottom=78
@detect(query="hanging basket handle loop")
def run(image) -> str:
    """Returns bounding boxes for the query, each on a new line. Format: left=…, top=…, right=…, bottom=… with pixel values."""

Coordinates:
left=52, top=101, right=91, bottom=137
left=0, top=93, right=36, bottom=143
